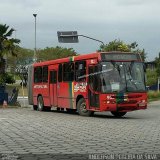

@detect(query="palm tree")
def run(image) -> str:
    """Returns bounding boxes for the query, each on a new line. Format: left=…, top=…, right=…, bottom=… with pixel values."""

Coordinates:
left=0, top=24, right=20, bottom=73
left=0, top=24, right=20, bottom=56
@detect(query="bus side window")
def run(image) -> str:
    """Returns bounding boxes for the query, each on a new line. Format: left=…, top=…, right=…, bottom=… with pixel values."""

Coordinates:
left=34, top=67, right=42, bottom=83
left=75, top=61, right=86, bottom=81
left=58, top=64, right=62, bottom=82
left=63, top=62, right=74, bottom=81
left=43, top=66, right=48, bottom=83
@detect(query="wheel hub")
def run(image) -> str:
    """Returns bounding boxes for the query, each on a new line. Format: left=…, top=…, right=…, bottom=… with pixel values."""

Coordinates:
left=38, top=102, right=42, bottom=110
left=80, top=102, right=87, bottom=113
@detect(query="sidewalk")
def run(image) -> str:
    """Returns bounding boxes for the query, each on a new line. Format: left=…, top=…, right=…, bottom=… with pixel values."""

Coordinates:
left=148, top=100, right=160, bottom=106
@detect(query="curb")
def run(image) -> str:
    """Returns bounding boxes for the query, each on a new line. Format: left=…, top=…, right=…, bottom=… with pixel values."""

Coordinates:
left=18, top=96, right=28, bottom=99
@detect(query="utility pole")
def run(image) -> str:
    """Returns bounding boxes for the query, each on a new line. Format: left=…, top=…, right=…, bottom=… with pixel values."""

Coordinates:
left=158, top=77, right=160, bottom=92
left=33, top=14, right=37, bottom=62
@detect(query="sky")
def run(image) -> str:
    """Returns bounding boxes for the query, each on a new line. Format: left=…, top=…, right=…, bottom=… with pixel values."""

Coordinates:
left=0, top=0, right=160, bottom=61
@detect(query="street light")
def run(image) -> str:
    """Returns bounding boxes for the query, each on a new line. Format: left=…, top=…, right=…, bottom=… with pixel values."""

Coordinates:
left=33, top=14, right=37, bottom=62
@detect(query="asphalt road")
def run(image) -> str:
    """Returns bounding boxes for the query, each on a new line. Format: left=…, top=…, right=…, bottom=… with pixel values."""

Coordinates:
left=0, top=101, right=160, bottom=160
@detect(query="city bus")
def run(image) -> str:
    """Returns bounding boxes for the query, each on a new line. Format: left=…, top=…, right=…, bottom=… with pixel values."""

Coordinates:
left=28, top=51, right=147, bottom=117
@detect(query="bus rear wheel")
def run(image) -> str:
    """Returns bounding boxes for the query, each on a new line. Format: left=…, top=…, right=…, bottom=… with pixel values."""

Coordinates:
left=111, top=111, right=127, bottom=117
left=37, top=96, right=51, bottom=111
left=37, top=96, right=44, bottom=111
left=77, top=98, right=93, bottom=116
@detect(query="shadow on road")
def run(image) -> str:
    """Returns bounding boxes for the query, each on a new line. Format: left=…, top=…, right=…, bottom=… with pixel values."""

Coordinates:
left=44, top=109, right=147, bottom=120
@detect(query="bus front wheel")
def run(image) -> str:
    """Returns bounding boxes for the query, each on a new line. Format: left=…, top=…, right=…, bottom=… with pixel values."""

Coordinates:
left=111, top=111, right=127, bottom=117
left=77, top=98, right=93, bottom=116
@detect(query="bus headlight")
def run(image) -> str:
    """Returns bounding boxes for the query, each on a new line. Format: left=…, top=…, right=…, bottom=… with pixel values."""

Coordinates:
left=138, top=100, right=147, bottom=107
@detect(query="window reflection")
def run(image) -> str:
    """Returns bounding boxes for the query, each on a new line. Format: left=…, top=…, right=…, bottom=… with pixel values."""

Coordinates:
left=100, top=62, right=146, bottom=93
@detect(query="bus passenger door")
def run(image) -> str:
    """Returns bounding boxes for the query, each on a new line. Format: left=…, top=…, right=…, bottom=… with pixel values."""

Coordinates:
left=49, top=70, right=58, bottom=107
left=88, top=65, right=100, bottom=108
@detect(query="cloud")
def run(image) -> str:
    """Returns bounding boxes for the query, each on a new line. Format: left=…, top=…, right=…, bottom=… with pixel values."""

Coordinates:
left=0, top=0, right=41, bottom=8
left=0, top=0, right=160, bottom=60
left=115, top=0, right=160, bottom=6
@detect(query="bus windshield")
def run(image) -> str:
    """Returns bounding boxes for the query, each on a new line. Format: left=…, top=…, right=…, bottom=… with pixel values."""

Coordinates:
left=100, top=61, right=146, bottom=93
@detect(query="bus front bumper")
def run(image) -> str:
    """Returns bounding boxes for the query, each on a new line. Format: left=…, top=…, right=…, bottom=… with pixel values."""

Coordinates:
left=100, top=93, right=147, bottom=112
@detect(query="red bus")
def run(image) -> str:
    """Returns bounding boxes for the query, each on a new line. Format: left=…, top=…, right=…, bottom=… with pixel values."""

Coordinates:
left=28, top=52, right=147, bottom=117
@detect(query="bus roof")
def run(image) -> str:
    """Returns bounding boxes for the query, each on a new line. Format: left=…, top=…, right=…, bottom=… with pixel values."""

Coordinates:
left=33, top=52, right=100, bottom=67
left=33, top=51, right=142, bottom=67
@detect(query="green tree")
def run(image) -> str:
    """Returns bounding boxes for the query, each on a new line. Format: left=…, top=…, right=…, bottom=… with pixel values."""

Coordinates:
left=8, top=46, right=77, bottom=67
left=0, top=24, right=20, bottom=84
left=99, top=39, right=147, bottom=61
left=37, top=46, right=77, bottom=61
left=0, top=24, right=20, bottom=58
left=155, top=53, right=160, bottom=77
left=14, top=46, right=34, bottom=65
left=0, top=73, right=15, bottom=84
left=100, top=39, right=130, bottom=52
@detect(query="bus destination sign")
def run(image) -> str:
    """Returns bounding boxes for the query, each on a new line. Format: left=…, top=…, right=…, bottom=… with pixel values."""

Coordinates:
left=101, top=53, right=141, bottom=61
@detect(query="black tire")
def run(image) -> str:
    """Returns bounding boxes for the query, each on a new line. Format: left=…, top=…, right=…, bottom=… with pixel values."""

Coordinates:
left=111, top=111, right=127, bottom=117
left=33, top=105, right=37, bottom=110
left=66, top=108, right=77, bottom=113
left=77, top=98, right=93, bottom=116
left=37, top=96, right=44, bottom=111
left=44, top=106, right=51, bottom=112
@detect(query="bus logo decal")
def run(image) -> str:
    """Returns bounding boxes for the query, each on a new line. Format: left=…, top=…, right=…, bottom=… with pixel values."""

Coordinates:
left=74, top=82, right=87, bottom=92
left=34, top=85, right=48, bottom=89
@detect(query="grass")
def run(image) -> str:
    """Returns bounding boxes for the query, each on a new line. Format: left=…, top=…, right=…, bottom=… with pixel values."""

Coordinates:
left=148, top=91, right=160, bottom=102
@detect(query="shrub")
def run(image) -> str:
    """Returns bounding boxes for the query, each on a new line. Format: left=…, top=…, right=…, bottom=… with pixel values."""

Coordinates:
left=146, top=69, right=157, bottom=86
left=148, top=91, right=160, bottom=100
left=0, top=73, right=15, bottom=85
